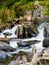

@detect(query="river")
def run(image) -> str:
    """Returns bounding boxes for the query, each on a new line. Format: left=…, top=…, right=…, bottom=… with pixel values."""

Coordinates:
left=0, top=22, right=47, bottom=65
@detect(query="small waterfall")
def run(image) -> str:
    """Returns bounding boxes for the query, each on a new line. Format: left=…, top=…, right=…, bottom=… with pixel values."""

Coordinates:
left=35, top=22, right=47, bottom=51
left=9, top=22, right=47, bottom=53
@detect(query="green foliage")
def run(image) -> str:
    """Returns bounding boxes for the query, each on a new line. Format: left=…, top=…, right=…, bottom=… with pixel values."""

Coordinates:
left=0, top=0, right=49, bottom=23
left=0, top=0, right=16, bottom=6
left=39, top=1, right=49, bottom=15
left=0, top=8, right=16, bottom=23
left=12, top=1, right=33, bottom=16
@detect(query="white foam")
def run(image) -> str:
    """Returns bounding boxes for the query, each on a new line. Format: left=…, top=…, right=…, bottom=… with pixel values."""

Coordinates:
left=10, top=22, right=47, bottom=52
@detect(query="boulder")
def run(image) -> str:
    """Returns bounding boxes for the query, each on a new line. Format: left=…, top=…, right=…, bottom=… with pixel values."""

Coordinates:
left=27, top=26, right=37, bottom=37
left=0, top=50, right=6, bottom=62
left=44, top=24, right=49, bottom=37
left=31, top=22, right=39, bottom=35
left=43, top=38, right=49, bottom=47
left=20, top=22, right=39, bottom=38
left=0, top=42, right=15, bottom=51
left=8, top=56, right=20, bottom=65
left=18, top=40, right=40, bottom=47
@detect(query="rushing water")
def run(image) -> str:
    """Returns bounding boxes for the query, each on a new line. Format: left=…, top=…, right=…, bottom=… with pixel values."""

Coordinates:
left=10, top=22, right=47, bottom=52
left=0, top=22, right=47, bottom=65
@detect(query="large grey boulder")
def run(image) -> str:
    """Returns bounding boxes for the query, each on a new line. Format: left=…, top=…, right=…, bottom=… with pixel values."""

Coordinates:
left=0, top=42, right=15, bottom=51
left=0, top=50, right=6, bottom=62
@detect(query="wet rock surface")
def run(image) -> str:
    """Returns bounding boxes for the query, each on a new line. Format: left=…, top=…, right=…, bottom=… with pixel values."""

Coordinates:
left=44, top=24, right=49, bottom=37
left=0, top=42, right=15, bottom=51
left=43, top=38, right=49, bottom=47
left=0, top=50, right=6, bottom=62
